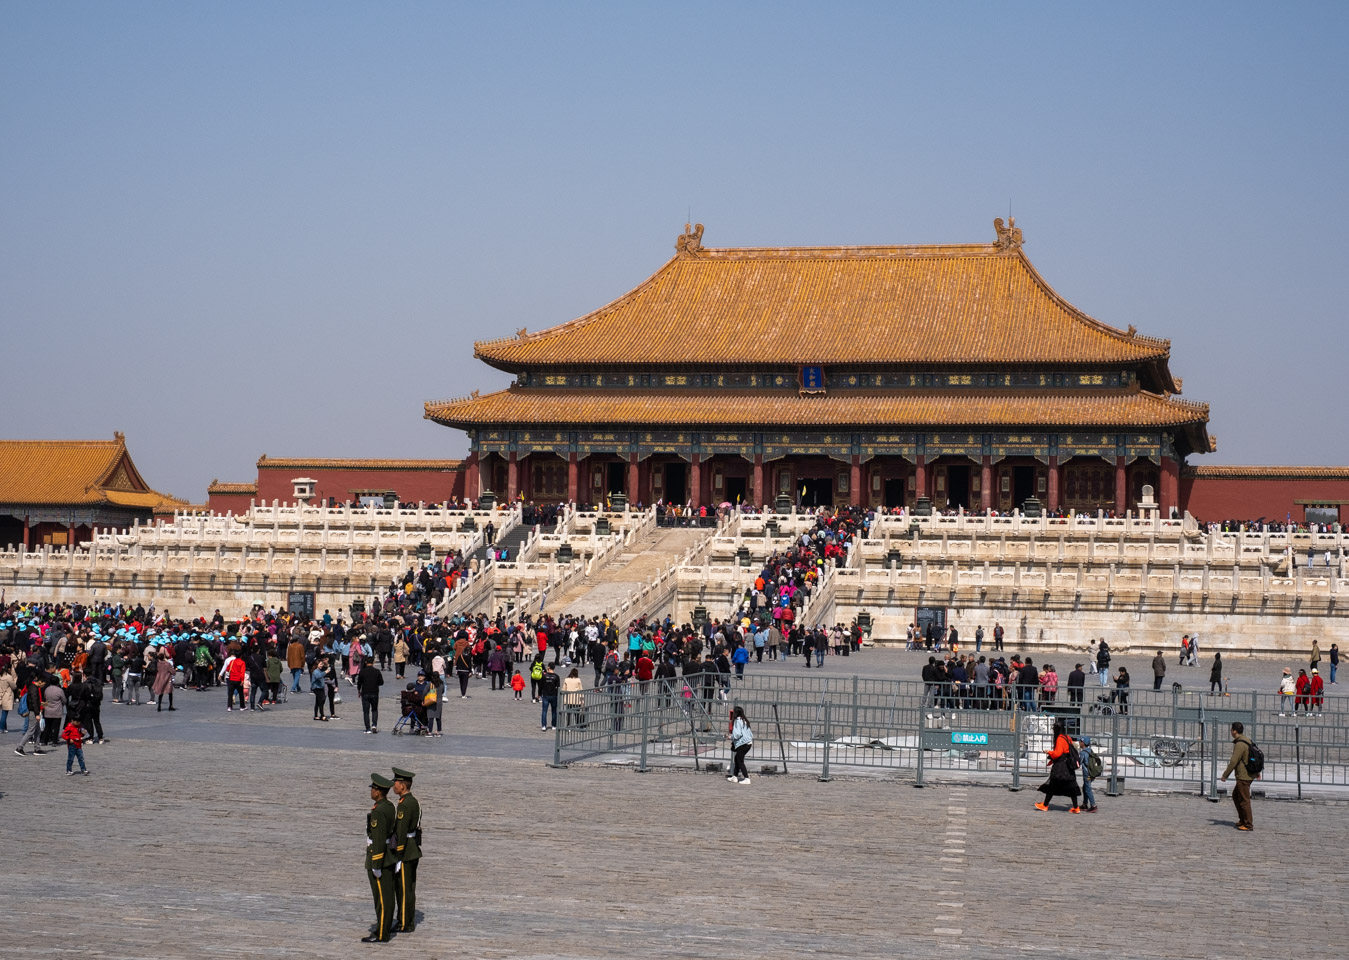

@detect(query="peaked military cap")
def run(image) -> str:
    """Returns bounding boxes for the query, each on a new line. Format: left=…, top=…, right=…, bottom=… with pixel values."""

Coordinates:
left=391, top=767, right=415, bottom=783
left=370, top=773, right=394, bottom=790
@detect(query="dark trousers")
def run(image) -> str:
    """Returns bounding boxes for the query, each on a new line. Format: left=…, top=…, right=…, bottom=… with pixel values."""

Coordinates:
left=458, top=670, right=471, bottom=696
left=733, top=743, right=751, bottom=779
left=394, top=858, right=418, bottom=930
left=491, top=670, right=506, bottom=690
left=86, top=705, right=104, bottom=741
left=1232, top=778, right=1253, bottom=828
left=1153, top=676, right=1164, bottom=690
left=226, top=680, right=246, bottom=709
left=368, top=866, right=395, bottom=939
left=313, top=690, right=326, bottom=719
left=362, top=696, right=380, bottom=731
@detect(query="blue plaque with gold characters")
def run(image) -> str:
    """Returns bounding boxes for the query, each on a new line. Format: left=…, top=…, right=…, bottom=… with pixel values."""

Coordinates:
left=799, top=365, right=825, bottom=394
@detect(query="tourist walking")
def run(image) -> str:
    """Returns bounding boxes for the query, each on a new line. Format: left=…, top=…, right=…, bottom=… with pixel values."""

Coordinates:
left=1278, top=668, right=1295, bottom=715
left=727, top=705, right=754, bottom=784
left=0, top=663, right=16, bottom=732
left=1034, top=719, right=1081, bottom=813
left=151, top=652, right=176, bottom=711
left=1209, top=653, right=1224, bottom=695
left=41, top=676, right=66, bottom=745
left=1077, top=736, right=1099, bottom=813
left=1220, top=721, right=1255, bottom=831
left=358, top=658, right=383, bottom=733
left=1096, top=641, right=1111, bottom=687
left=125, top=655, right=144, bottom=705
left=538, top=663, right=560, bottom=730
left=1330, top=643, right=1340, bottom=684
left=13, top=680, right=45, bottom=755
left=311, top=660, right=330, bottom=721
left=61, top=717, right=89, bottom=775
left=425, top=672, right=444, bottom=737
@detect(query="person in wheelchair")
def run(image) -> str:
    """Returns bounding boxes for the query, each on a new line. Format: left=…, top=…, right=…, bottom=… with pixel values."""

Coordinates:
left=398, top=683, right=429, bottom=734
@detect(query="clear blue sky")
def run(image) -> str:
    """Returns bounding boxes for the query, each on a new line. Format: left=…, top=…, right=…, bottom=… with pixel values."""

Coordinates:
left=3, top=2, right=1346, bottom=500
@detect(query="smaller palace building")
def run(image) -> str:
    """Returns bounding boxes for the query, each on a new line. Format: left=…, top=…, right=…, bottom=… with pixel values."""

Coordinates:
left=207, top=456, right=465, bottom=512
left=0, top=433, right=186, bottom=548
left=425, top=220, right=1349, bottom=522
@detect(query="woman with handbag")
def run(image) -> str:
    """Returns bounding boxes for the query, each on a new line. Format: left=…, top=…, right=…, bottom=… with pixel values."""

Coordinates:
left=1034, top=718, right=1081, bottom=813
left=424, top=673, right=445, bottom=737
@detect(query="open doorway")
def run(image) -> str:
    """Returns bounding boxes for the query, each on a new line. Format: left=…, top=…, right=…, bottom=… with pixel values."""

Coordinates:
left=606, top=462, right=626, bottom=495
left=946, top=465, right=971, bottom=509
left=724, top=475, right=747, bottom=505
left=663, top=463, right=686, bottom=505
left=1013, top=466, right=1035, bottom=509
left=884, top=477, right=906, bottom=508
left=801, top=477, right=834, bottom=507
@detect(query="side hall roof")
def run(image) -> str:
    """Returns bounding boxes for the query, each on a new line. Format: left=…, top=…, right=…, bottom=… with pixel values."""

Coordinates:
left=0, top=434, right=185, bottom=509
left=474, top=224, right=1176, bottom=390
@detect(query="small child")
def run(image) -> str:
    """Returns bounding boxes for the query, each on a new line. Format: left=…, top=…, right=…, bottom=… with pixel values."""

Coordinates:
left=510, top=670, right=525, bottom=701
left=61, top=720, right=89, bottom=776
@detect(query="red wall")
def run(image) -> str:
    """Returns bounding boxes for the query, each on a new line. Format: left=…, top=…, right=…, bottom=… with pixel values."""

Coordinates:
left=256, top=466, right=466, bottom=506
left=1181, top=476, right=1349, bottom=523
left=208, top=491, right=257, bottom=514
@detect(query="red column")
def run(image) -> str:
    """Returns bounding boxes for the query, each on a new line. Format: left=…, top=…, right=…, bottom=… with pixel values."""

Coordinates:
left=981, top=456, right=993, bottom=512
left=848, top=456, right=861, bottom=507
left=752, top=454, right=764, bottom=509
left=1161, top=456, right=1179, bottom=517
left=690, top=454, right=702, bottom=509
left=507, top=452, right=519, bottom=502
left=567, top=453, right=578, bottom=503
left=1047, top=456, right=1060, bottom=513
left=915, top=456, right=927, bottom=501
left=464, top=452, right=480, bottom=501
left=1114, top=457, right=1127, bottom=514
left=627, top=454, right=639, bottom=504
left=22, top=515, right=30, bottom=549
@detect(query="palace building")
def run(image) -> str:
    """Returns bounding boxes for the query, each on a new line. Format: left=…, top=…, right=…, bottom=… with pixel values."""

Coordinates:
left=425, top=219, right=1217, bottom=516
left=0, top=433, right=186, bottom=548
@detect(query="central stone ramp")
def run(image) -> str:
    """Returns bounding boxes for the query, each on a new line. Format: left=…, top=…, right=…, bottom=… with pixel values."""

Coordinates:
left=542, top=526, right=709, bottom=616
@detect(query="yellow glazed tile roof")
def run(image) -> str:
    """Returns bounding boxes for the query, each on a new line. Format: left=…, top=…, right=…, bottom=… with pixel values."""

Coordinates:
left=475, top=233, right=1170, bottom=371
left=426, top=387, right=1209, bottom=430
left=257, top=456, right=463, bottom=470
left=0, top=435, right=179, bottom=507
left=1184, top=465, right=1349, bottom=480
left=207, top=481, right=259, bottom=495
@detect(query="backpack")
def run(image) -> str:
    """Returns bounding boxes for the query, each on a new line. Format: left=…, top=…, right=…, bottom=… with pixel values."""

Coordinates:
left=1065, top=740, right=1080, bottom=771
left=530, top=661, right=544, bottom=681
left=1243, top=741, right=1265, bottom=778
left=1086, top=751, right=1103, bottom=781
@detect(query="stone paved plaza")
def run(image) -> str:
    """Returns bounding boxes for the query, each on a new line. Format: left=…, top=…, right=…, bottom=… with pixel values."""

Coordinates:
left=2, top=648, right=1345, bottom=960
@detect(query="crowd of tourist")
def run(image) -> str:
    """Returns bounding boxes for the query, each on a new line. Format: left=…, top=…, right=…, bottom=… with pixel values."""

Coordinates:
left=0, top=507, right=881, bottom=752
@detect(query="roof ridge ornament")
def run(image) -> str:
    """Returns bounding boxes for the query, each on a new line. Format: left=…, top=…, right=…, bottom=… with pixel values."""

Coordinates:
left=676, top=222, right=705, bottom=257
left=993, top=217, right=1023, bottom=252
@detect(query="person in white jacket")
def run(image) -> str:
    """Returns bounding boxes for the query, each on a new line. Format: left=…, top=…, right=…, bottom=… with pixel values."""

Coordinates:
left=727, top=706, right=754, bottom=785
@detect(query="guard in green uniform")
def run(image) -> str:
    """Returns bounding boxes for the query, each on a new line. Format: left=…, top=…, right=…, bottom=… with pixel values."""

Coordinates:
left=390, top=766, right=422, bottom=932
left=363, top=773, right=398, bottom=943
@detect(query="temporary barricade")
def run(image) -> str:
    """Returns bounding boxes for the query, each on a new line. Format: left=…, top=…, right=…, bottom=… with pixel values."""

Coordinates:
left=550, top=675, right=1349, bottom=798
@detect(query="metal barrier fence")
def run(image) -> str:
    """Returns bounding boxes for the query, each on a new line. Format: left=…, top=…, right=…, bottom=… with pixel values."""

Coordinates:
left=550, top=675, right=1349, bottom=797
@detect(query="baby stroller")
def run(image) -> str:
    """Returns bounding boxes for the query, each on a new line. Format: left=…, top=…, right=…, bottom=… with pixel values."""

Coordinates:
left=392, top=692, right=429, bottom=736
left=1087, top=693, right=1117, bottom=716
